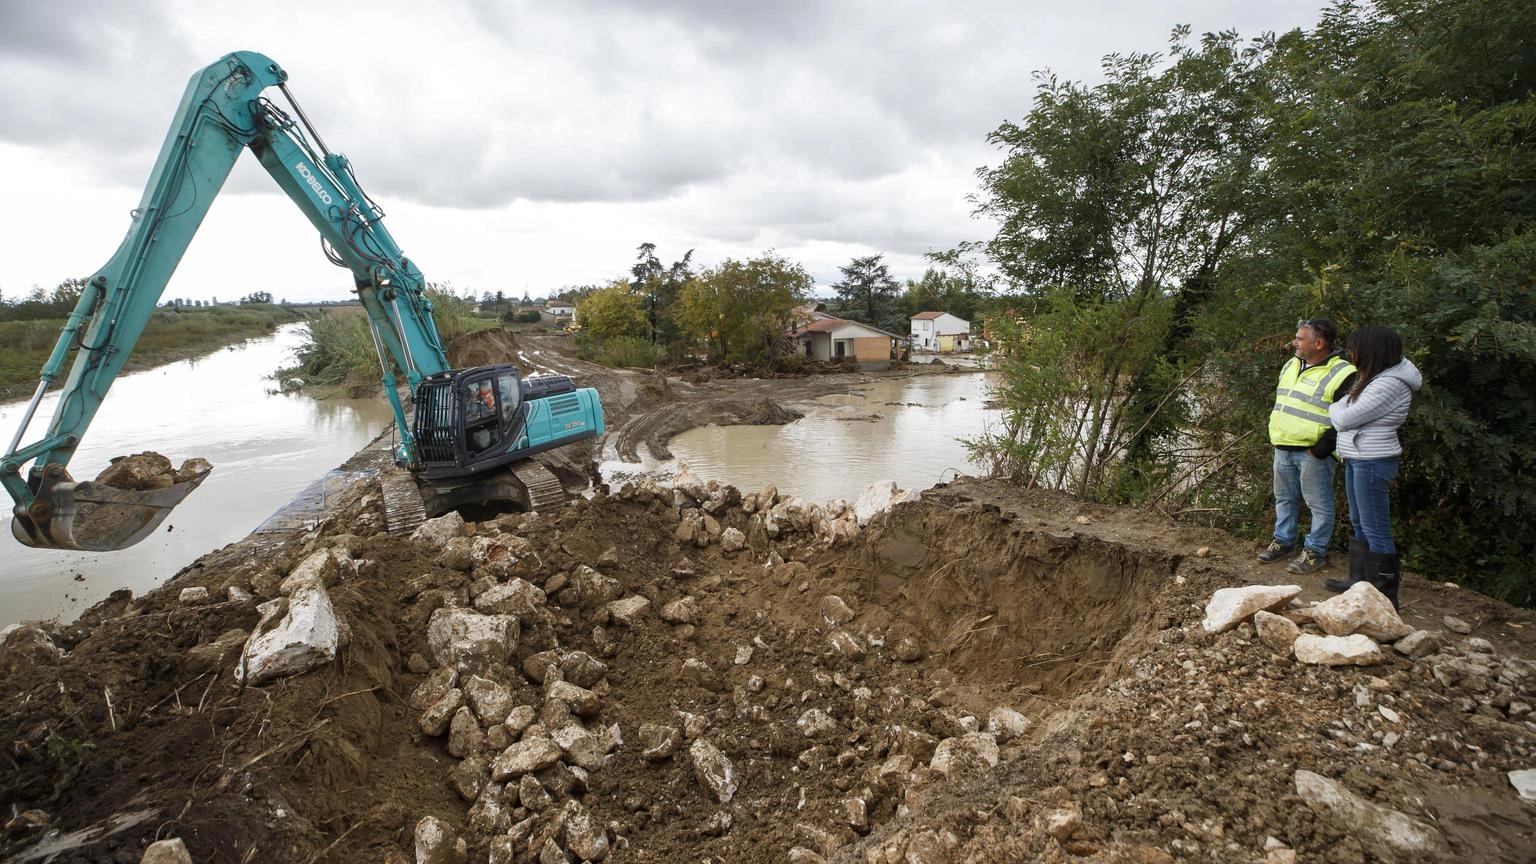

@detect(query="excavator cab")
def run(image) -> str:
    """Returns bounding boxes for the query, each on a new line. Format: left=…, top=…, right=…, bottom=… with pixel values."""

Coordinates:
left=408, top=364, right=603, bottom=513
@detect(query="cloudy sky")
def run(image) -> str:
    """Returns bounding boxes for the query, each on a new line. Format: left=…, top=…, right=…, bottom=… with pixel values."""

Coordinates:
left=0, top=0, right=1328, bottom=304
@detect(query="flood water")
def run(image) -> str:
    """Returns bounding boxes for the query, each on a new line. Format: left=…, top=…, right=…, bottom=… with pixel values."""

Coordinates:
left=1, top=323, right=394, bottom=627
left=602, top=371, right=1002, bottom=505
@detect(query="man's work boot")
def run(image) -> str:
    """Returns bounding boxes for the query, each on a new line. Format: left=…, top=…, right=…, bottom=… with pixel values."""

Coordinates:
left=1257, top=539, right=1294, bottom=563
left=1363, top=551, right=1401, bottom=610
left=1324, top=538, right=1369, bottom=593
left=1286, top=547, right=1327, bottom=575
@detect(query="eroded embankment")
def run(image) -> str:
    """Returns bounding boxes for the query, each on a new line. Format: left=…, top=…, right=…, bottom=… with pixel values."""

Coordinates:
left=0, top=476, right=1184, bottom=863
left=4, top=476, right=1535, bottom=863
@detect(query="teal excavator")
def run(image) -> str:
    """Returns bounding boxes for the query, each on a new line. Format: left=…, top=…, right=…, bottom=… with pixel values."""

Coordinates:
left=1, top=52, right=604, bottom=552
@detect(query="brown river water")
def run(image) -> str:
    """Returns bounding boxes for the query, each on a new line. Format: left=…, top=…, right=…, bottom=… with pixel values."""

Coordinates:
left=1, top=324, right=393, bottom=626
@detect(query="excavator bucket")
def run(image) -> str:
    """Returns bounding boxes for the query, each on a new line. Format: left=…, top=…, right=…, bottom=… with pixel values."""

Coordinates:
left=10, top=467, right=212, bottom=552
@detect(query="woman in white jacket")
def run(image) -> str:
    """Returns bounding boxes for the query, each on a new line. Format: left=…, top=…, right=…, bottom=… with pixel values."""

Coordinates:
left=1324, top=325, right=1421, bottom=607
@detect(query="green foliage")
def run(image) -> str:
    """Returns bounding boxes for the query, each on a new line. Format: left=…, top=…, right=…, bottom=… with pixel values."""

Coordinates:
left=829, top=255, right=899, bottom=326
left=573, top=334, right=666, bottom=369
left=240, top=290, right=274, bottom=304
left=275, top=309, right=378, bottom=393
left=968, top=0, right=1536, bottom=602
left=967, top=287, right=1174, bottom=497
left=506, top=309, right=543, bottom=324
left=575, top=282, right=649, bottom=344
left=675, top=253, right=812, bottom=368
left=900, top=268, right=990, bottom=324
left=630, top=243, right=695, bottom=351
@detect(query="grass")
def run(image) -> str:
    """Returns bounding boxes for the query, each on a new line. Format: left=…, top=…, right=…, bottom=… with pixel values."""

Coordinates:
left=0, top=305, right=302, bottom=402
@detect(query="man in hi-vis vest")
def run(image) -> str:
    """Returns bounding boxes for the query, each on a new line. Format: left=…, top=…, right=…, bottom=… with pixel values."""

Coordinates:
left=1260, top=318, right=1357, bottom=574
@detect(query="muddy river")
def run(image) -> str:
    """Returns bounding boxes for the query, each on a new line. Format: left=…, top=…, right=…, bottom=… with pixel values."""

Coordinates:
left=1, top=323, right=394, bottom=627
left=602, top=370, right=1001, bottom=504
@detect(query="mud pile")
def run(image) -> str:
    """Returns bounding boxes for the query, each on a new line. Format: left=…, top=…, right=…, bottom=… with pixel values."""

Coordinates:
left=3, top=478, right=1535, bottom=863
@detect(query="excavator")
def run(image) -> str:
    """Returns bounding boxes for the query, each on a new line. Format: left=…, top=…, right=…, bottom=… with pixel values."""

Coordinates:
left=1, top=51, right=604, bottom=552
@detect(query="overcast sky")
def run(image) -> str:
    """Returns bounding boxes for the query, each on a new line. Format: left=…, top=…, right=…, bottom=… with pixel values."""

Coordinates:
left=0, top=0, right=1328, bottom=304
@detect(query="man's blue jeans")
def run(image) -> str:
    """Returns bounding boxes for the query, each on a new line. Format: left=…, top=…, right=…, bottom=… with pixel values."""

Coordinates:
left=1344, top=456, right=1400, bottom=553
left=1272, top=448, right=1335, bottom=556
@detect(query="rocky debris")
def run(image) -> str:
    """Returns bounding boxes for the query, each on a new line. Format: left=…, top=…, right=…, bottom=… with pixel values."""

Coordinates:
left=1202, top=584, right=1301, bottom=633
left=94, top=452, right=210, bottom=490
left=853, top=480, right=920, bottom=526
left=412, top=511, right=467, bottom=552
left=236, top=554, right=343, bottom=685
left=1310, top=582, right=1414, bottom=641
left=414, top=815, right=468, bottom=864
left=689, top=738, right=740, bottom=803
left=8, top=469, right=1536, bottom=864
left=1295, top=770, right=1449, bottom=858
left=1510, top=769, right=1536, bottom=801
left=1294, top=633, right=1385, bottom=666
left=139, top=838, right=192, bottom=864
left=177, top=586, right=210, bottom=605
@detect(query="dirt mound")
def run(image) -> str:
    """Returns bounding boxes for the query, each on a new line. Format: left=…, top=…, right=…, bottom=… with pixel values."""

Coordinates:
left=448, top=329, right=523, bottom=370
left=3, top=479, right=1534, bottom=863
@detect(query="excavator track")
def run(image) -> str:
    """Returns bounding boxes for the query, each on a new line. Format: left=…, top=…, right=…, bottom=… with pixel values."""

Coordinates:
left=381, top=469, right=429, bottom=536
left=513, top=461, right=568, bottom=512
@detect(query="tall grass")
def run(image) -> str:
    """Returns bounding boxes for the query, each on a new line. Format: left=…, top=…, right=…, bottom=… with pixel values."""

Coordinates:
left=276, top=291, right=488, bottom=395
left=0, top=305, right=301, bottom=401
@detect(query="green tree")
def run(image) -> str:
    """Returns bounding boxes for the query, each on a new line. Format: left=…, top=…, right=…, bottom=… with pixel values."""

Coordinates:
left=971, top=28, right=1270, bottom=499
left=241, top=290, right=274, bottom=304
left=630, top=243, right=694, bottom=350
left=676, top=253, right=812, bottom=367
left=831, top=254, right=899, bottom=326
left=575, top=280, right=649, bottom=344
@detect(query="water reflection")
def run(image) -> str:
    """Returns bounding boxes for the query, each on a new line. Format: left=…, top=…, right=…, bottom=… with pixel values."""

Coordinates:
left=1, top=323, right=395, bottom=626
left=602, top=372, right=1002, bottom=505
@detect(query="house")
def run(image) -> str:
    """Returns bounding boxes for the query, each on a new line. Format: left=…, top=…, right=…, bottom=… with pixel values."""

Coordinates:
left=792, top=316, right=904, bottom=369
left=545, top=299, right=575, bottom=316
left=910, top=311, right=971, bottom=353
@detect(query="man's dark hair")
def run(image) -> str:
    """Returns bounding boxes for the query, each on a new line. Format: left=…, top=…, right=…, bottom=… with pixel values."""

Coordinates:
left=1300, top=317, right=1338, bottom=348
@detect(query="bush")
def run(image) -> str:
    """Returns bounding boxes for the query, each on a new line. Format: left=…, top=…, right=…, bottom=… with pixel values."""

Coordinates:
left=596, top=336, right=664, bottom=369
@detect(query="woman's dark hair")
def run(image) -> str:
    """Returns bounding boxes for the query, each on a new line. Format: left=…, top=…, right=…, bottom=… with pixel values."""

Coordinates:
left=1345, top=325, right=1403, bottom=403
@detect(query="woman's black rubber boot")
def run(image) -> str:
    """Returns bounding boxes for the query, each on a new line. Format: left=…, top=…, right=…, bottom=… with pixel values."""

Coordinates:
left=1363, top=551, right=1401, bottom=610
left=1324, top=537, right=1369, bottom=594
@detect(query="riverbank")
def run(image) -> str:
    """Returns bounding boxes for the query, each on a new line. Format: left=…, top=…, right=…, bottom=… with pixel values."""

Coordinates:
left=0, top=304, right=303, bottom=402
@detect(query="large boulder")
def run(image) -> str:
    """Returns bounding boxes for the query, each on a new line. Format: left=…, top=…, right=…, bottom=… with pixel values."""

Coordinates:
left=1202, top=585, right=1301, bottom=633
left=237, top=581, right=338, bottom=685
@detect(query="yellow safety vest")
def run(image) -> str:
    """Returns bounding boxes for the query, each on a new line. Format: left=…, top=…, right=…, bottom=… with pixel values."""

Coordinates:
left=1269, top=354, right=1356, bottom=447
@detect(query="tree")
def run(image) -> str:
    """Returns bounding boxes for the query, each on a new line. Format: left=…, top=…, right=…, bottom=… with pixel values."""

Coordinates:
left=831, top=254, right=899, bottom=326
left=575, top=280, right=649, bottom=344
left=969, top=29, right=1271, bottom=499
left=241, top=290, right=274, bottom=304
left=675, top=253, right=812, bottom=367
left=630, top=243, right=694, bottom=349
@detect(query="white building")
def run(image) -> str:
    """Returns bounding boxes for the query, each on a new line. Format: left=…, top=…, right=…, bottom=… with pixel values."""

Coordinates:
left=910, top=311, right=971, bottom=353
left=544, top=300, right=575, bottom=316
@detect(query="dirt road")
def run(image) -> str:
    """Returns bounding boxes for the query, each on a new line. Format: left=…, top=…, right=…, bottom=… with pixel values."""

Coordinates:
left=3, top=329, right=1534, bottom=863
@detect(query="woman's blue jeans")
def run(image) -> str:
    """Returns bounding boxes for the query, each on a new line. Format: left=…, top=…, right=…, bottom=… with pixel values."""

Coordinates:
left=1272, top=449, right=1335, bottom=556
left=1344, top=456, right=1400, bottom=553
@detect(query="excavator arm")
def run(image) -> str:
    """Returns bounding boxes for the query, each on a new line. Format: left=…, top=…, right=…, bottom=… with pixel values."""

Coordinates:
left=2, top=52, right=476, bottom=550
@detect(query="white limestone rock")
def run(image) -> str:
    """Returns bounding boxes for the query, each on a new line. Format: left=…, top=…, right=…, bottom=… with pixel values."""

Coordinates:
left=929, top=732, right=1000, bottom=778
left=987, top=707, right=1031, bottom=743
left=491, top=739, right=563, bottom=781
left=237, top=580, right=338, bottom=685
left=1254, top=610, right=1302, bottom=654
left=474, top=579, right=547, bottom=617
left=426, top=607, right=519, bottom=669
left=1294, top=633, right=1385, bottom=666
left=607, top=595, right=651, bottom=626
left=1311, top=582, right=1413, bottom=641
left=414, top=815, right=467, bottom=864
left=1295, top=770, right=1448, bottom=858
left=1202, top=585, right=1302, bottom=633
left=411, top=511, right=466, bottom=552
left=689, top=738, right=740, bottom=803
